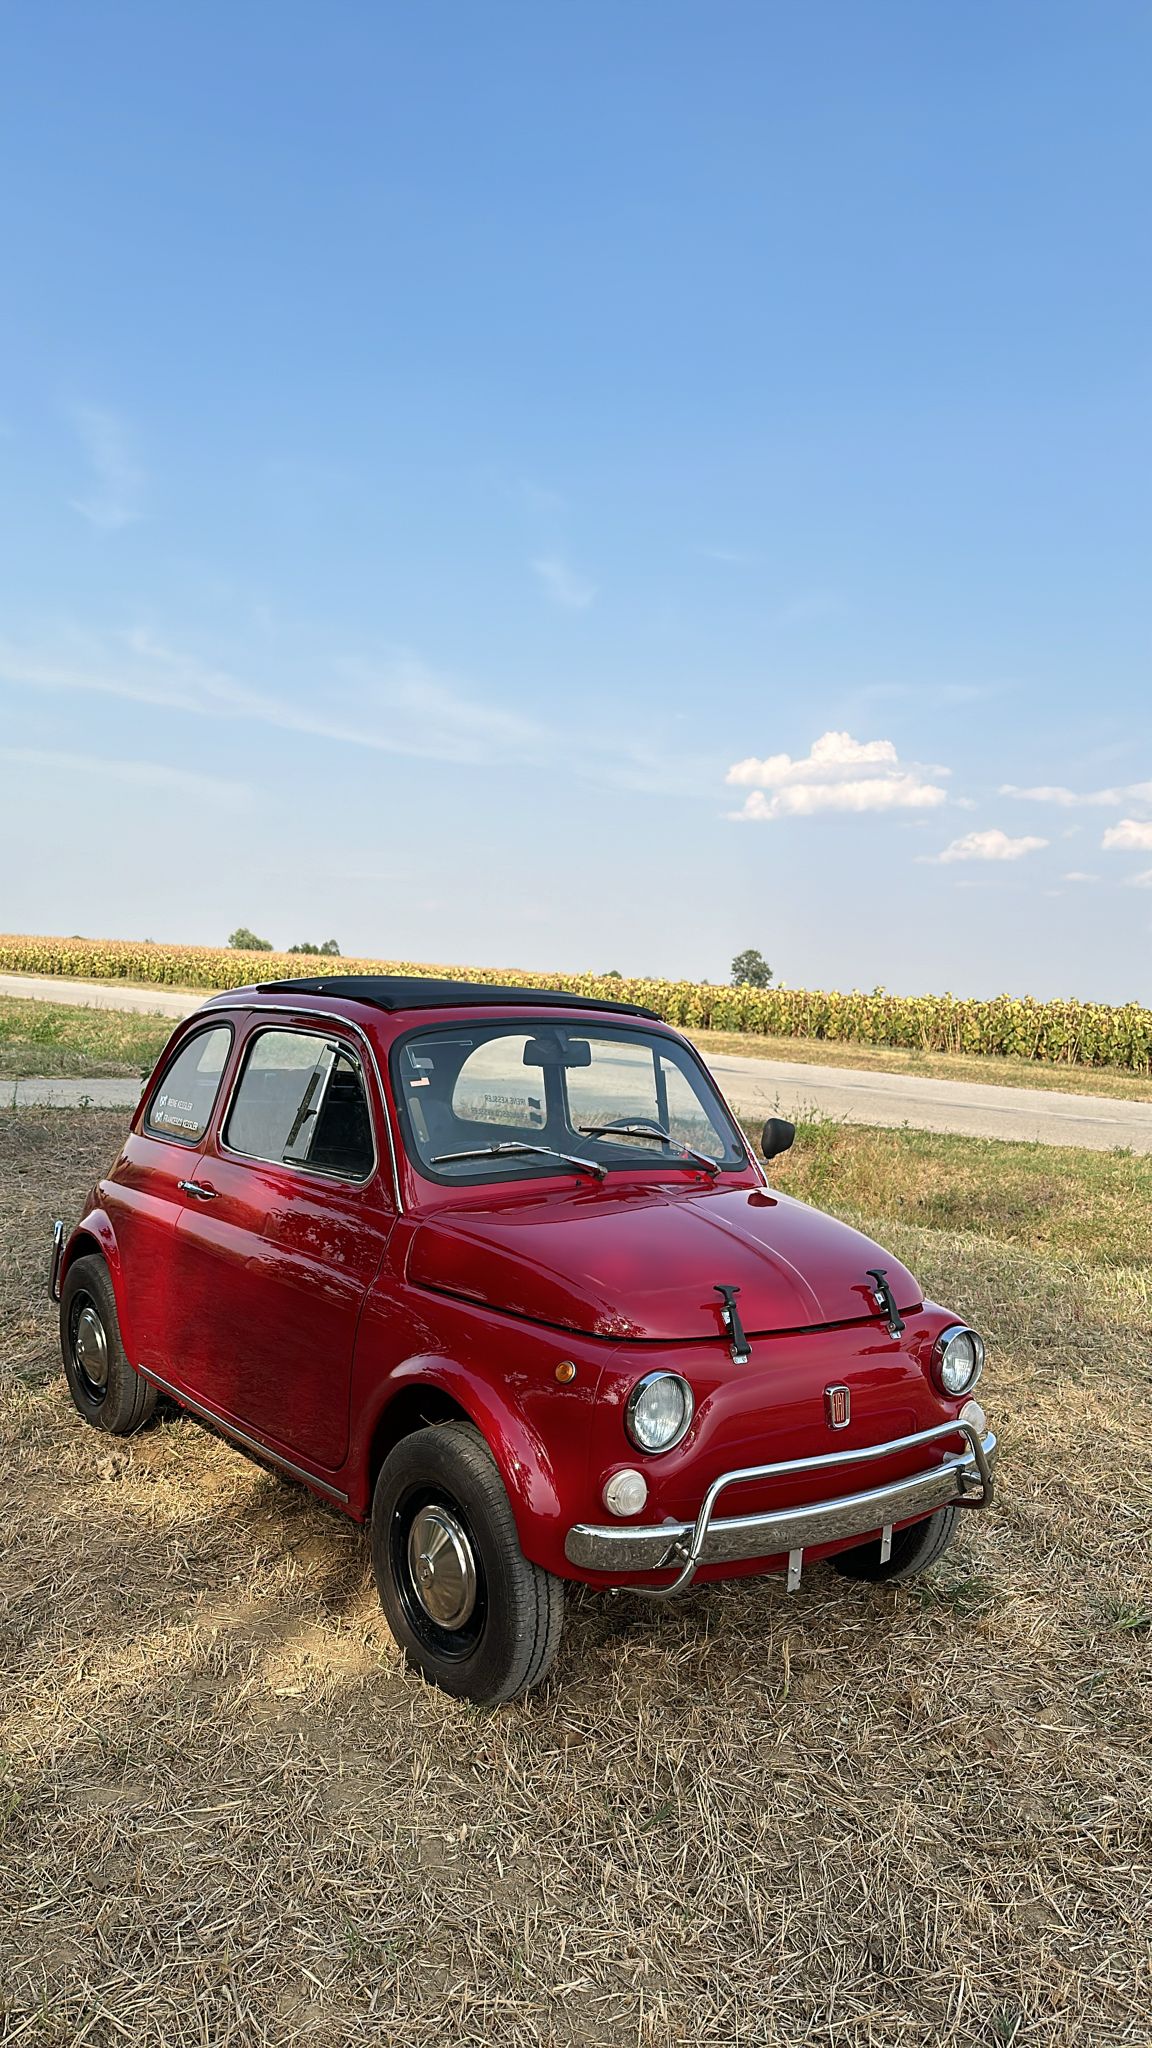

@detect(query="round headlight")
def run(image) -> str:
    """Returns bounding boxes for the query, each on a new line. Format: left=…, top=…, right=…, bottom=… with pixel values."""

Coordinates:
left=933, top=1325, right=985, bottom=1396
left=625, top=1371, right=695, bottom=1454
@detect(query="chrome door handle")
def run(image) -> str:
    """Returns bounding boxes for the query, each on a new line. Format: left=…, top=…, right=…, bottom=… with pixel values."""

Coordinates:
left=177, top=1180, right=218, bottom=1200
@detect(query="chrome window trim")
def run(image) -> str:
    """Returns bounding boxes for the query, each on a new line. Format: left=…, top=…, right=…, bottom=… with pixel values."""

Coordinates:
left=202, top=1001, right=402, bottom=1209
left=217, top=1022, right=378, bottom=1187
left=142, top=1020, right=236, bottom=1149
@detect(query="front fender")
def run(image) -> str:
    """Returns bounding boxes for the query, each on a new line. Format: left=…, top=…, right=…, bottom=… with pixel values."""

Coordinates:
left=368, top=1352, right=571, bottom=1571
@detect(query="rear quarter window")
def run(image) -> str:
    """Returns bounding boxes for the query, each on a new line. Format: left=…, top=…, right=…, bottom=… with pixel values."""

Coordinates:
left=144, top=1024, right=234, bottom=1143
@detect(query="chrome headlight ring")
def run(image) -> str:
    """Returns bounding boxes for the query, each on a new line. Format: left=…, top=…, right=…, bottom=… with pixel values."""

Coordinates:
left=625, top=1371, right=695, bottom=1454
left=931, top=1324, right=986, bottom=1397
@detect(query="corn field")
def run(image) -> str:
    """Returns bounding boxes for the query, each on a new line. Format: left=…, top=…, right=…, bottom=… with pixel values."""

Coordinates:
left=3, top=932, right=1151, bottom=1072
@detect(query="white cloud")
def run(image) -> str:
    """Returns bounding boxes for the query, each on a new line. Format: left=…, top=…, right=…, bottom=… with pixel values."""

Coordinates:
left=1126, top=869, right=1152, bottom=888
left=0, top=630, right=548, bottom=767
left=531, top=555, right=596, bottom=610
left=67, top=404, right=145, bottom=530
left=726, top=730, right=949, bottom=821
left=1102, top=818, right=1152, bottom=852
left=928, top=828, right=1049, bottom=864
left=1063, top=871, right=1099, bottom=883
left=0, top=744, right=248, bottom=807
left=0, top=625, right=707, bottom=795
left=1002, top=780, right=1152, bottom=808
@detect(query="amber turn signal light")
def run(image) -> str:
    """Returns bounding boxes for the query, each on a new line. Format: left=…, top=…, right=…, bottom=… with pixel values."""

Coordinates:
left=554, top=1360, right=577, bottom=1383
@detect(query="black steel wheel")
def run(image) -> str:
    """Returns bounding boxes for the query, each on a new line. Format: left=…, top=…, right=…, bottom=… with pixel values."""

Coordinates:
left=59, top=1254, right=157, bottom=1435
left=372, top=1421, right=564, bottom=1705
left=831, top=1505, right=960, bottom=1584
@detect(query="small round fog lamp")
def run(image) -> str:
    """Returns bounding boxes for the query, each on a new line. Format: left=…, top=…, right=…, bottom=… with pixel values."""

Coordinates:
left=603, top=1469, right=648, bottom=1518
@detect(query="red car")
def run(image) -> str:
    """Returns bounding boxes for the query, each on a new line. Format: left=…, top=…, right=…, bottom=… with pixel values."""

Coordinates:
left=51, top=975, right=996, bottom=1704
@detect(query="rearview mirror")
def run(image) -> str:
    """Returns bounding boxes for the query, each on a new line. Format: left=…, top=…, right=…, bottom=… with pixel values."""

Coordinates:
left=760, top=1116, right=795, bottom=1162
left=523, top=1037, right=593, bottom=1068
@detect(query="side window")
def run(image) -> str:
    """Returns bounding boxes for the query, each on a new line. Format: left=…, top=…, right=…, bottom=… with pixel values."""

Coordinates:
left=224, top=1029, right=374, bottom=1179
left=145, top=1025, right=233, bottom=1143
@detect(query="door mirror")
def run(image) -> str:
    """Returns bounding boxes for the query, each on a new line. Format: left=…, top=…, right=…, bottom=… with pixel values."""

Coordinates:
left=760, top=1116, right=795, bottom=1162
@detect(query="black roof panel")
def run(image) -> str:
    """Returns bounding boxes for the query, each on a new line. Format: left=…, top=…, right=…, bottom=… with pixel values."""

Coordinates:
left=249, top=973, right=661, bottom=1021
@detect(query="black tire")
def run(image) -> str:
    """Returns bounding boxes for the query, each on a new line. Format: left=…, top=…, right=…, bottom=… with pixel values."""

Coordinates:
left=831, top=1504, right=960, bottom=1584
left=59, top=1254, right=157, bottom=1436
left=371, top=1421, right=564, bottom=1705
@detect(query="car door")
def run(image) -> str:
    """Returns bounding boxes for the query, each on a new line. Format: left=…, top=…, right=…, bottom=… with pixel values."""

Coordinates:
left=101, top=1020, right=237, bottom=1372
left=167, top=1022, right=393, bottom=1474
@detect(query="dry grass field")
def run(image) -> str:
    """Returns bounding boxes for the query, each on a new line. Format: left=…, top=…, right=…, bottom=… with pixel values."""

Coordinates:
left=8, top=991, right=1152, bottom=1105
left=2, top=1110, right=1150, bottom=2046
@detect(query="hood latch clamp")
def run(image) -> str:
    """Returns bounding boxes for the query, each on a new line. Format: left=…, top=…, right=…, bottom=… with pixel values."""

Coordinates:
left=867, top=1267, right=906, bottom=1339
left=714, top=1284, right=751, bottom=1365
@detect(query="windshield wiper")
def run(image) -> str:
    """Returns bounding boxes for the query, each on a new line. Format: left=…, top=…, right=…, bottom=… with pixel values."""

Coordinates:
left=430, top=1142, right=606, bottom=1181
left=577, top=1120, right=721, bottom=1176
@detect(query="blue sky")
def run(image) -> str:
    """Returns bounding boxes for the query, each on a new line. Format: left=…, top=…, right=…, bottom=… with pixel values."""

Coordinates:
left=1, top=3, right=1149, bottom=1000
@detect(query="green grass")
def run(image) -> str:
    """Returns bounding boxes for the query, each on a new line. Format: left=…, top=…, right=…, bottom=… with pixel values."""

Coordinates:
left=0, top=996, right=174, bottom=1079
left=698, top=1026, right=1152, bottom=1103
left=758, top=1114, right=1152, bottom=1270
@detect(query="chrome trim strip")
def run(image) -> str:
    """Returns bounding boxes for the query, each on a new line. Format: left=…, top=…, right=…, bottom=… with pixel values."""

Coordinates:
left=198, top=1001, right=404, bottom=1212
left=138, top=1366, right=350, bottom=1503
left=564, top=1423, right=997, bottom=1593
left=49, top=1219, right=65, bottom=1302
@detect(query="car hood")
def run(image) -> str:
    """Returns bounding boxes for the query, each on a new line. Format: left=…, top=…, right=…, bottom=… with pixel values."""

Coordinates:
left=407, top=1183, right=921, bottom=1342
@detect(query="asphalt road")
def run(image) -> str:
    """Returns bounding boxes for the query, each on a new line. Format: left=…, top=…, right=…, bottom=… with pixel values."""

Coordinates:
left=4, top=971, right=1152, bottom=1153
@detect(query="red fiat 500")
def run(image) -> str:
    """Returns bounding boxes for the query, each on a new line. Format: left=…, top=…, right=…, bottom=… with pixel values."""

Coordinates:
left=51, top=975, right=996, bottom=1704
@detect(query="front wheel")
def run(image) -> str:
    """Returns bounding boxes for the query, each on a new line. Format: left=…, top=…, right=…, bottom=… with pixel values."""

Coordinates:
left=831, top=1504, right=960, bottom=1584
left=371, top=1421, right=564, bottom=1705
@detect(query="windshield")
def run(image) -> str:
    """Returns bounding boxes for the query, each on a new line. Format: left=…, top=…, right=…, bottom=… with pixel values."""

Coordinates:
left=391, top=1021, right=747, bottom=1184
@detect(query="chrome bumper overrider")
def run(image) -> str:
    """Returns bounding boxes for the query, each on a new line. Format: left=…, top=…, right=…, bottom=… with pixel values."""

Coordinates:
left=49, top=1220, right=65, bottom=1303
left=564, top=1420, right=997, bottom=1598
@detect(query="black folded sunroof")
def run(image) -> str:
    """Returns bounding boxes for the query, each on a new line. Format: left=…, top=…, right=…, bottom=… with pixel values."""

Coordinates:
left=251, top=974, right=660, bottom=1020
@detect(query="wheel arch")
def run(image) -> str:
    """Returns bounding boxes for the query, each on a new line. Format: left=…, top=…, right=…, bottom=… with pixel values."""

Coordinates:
left=356, top=1359, right=565, bottom=1559
left=60, top=1215, right=134, bottom=1358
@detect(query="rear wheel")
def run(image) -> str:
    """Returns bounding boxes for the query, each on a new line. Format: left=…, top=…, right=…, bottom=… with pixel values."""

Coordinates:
left=371, top=1421, right=564, bottom=1705
left=59, top=1254, right=157, bottom=1436
left=831, top=1504, right=960, bottom=1584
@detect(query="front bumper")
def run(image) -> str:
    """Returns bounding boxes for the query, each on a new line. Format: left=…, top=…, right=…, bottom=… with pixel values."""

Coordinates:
left=564, top=1419, right=997, bottom=1597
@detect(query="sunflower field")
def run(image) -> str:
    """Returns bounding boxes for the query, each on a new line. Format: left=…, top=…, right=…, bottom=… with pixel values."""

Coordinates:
left=2, top=932, right=1151, bottom=1072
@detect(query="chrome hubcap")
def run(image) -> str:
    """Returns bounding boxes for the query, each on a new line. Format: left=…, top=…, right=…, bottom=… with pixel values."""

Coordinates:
left=74, top=1304, right=109, bottom=1390
left=407, top=1505, right=477, bottom=1631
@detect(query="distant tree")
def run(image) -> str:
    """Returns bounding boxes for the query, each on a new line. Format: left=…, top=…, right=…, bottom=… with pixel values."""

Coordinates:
left=731, top=947, right=773, bottom=988
left=288, top=938, right=341, bottom=956
left=228, top=926, right=273, bottom=952
left=602, top=968, right=623, bottom=979
left=319, top=938, right=341, bottom=956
